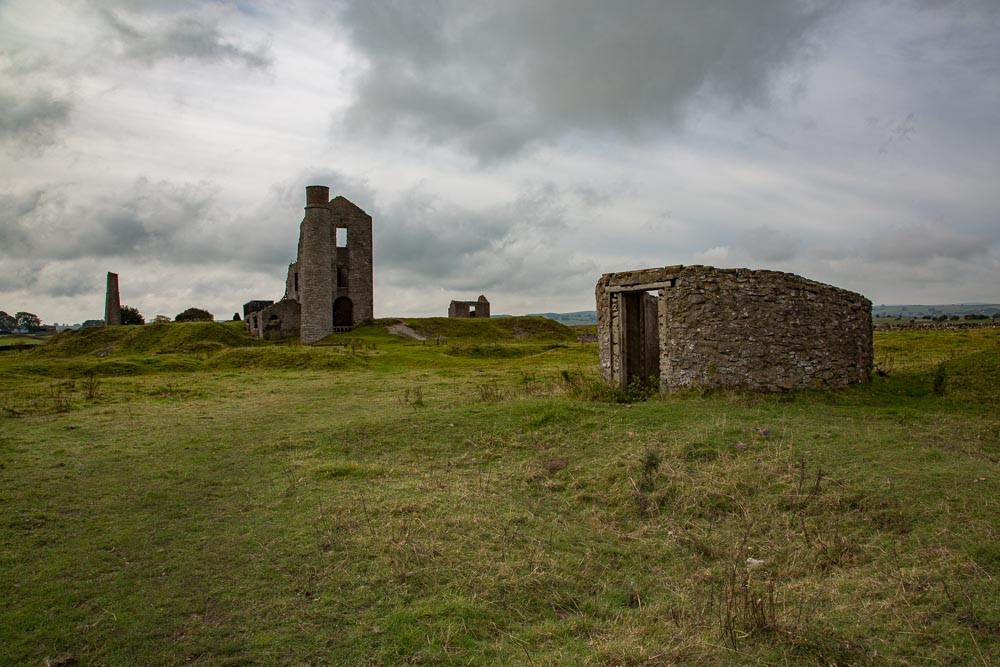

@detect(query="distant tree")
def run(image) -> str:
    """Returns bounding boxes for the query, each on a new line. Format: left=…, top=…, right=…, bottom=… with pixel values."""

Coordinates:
left=232, top=312, right=241, bottom=321
left=0, top=310, right=15, bottom=333
left=120, top=305, right=145, bottom=325
left=175, top=307, right=214, bottom=322
left=152, top=315, right=171, bottom=324
left=993, top=313, right=1000, bottom=320
left=14, top=311, right=41, bottom=331
left=949, top=315, right=960, bottom=321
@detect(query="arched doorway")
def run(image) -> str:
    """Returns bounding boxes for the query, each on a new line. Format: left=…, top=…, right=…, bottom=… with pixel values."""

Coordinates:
left=333, top=296, right=353, bottom=327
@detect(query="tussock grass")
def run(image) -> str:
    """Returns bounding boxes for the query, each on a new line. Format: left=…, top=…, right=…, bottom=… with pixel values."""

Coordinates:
left=0, top=326, right=996, bottom=664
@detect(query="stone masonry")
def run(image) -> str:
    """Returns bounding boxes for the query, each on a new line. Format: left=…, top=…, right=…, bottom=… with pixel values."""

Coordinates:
left=105, top=272, right=121, bottom=326
left=244, top=186, right=374, bottom=344
left=449, top=295, right=490, bottom=318
left=596, top=265, right=872, bottom=392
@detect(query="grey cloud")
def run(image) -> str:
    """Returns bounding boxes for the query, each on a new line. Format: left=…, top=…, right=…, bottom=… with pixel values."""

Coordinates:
left=0, top=171, right=377, bottom=302
left=233, top=169, right=376, bottom=268
left=864, top=223, right=989, bottom=263
left=336, top=0, right=834, bottom=159
left=737, top=225, right=801, bottom=262
left=0, top=179, right=216, bottom=262
left=877, top=112, right=916, bottom=155
left=375, top=184, right=594, bottom=294
left=0, top=87, right=72, bottom=148
left=100, top=8, right=272, bottom=69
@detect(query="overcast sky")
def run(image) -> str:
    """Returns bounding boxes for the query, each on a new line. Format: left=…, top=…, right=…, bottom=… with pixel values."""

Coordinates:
left=1, top=0, right=998, bottom=323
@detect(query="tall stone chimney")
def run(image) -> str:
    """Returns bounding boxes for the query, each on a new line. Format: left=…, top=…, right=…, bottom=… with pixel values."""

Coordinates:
left=105, top=272, right=122, bottom=326
left=298, top=186, right=333, bottom=344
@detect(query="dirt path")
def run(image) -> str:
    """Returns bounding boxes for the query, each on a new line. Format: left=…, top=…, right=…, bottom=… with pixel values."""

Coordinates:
left=386, top=323, right=428, bottom=340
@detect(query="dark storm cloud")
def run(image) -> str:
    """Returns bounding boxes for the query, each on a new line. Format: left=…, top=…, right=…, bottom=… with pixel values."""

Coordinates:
left=99, top=8, right=272, bottom=70
left=336, top=0, right=835, bottom=159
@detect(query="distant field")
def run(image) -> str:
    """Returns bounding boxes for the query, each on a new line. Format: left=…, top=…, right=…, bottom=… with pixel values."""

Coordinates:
left=518, top=304, right=1000, bottom=327
left=872, top=303, right=1000, bottom=318
left=1, top=320, right=997, bottom=665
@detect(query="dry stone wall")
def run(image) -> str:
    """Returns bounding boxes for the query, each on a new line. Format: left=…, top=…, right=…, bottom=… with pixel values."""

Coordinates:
left=597, top=265, right=872, bottom=392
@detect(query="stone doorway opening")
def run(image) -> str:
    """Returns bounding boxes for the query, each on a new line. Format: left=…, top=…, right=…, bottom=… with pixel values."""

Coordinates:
left=620, top=290, right=660, bottom=390
left=333, top=296, right=353, bottom=327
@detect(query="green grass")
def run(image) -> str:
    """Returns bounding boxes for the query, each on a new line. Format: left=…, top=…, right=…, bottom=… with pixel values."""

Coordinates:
left=0, top=324, right=997, bottom=665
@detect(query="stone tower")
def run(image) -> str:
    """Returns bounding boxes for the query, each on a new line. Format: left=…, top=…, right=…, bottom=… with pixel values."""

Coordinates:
left=105, top=272, right=122, bottom=326
left=282, top=185, right=375, bottom=344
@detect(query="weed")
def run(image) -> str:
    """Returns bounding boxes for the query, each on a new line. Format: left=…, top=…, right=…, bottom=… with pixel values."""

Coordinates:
left=933, top=362, right=947, bottom=395
left=641, top=446, right=661, bottom=477
left=46, top=381, right=74, bottom=413
left=874, top=352, right=895, bottom=377
left=477, top=381, right=509, bottom=402
left=559, top=370, right=658, bottom=403
left=400, top=386, right=425, bottom=409
left=718, top=559, right=779, bottom=646
left=84, top=371, right=100, bottom=399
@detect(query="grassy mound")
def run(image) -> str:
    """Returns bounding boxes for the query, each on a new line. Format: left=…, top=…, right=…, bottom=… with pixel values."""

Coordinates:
left=31, top=321, right=264, bottom=358
left=367, top=316, right=577, bottom=342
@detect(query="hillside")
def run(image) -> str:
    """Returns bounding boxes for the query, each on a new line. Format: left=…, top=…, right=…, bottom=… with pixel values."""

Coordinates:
left=1, top=324, right=996, bottom=664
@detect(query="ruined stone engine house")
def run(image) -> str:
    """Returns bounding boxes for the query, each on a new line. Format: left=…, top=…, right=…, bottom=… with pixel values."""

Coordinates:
left=245, top=185, right=373, bottom=344
left=448, top=295, right=490, bottom=318
left=596, top=265, right=872, bottom=392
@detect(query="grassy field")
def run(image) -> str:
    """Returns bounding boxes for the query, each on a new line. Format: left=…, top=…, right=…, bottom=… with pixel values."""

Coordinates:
left=1, top=320, right=997, bottom=665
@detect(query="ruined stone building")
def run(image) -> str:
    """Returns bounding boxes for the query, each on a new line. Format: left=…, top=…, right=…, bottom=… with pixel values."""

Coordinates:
left=245, top=185, right=373, bottom=344
left=449, top=295, right=490, bottom=318
left=596, top=265, right=872, bottom=392
left=104, top=272, right=122, bottom=326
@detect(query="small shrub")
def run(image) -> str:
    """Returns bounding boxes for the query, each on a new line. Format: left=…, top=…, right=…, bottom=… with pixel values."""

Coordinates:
left=174, top=307, right=214, bottom=322
left=120, top=304, right=144, bottom=325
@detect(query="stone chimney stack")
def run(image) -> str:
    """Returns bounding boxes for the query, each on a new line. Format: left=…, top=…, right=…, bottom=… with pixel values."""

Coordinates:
left=298, top=186, right=333, bottom=344
left=105, top=272, right=122, bottom=326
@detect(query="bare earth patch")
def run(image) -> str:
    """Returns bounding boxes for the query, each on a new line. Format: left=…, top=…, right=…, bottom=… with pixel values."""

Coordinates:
left=386, top=323, right=428, bottom=340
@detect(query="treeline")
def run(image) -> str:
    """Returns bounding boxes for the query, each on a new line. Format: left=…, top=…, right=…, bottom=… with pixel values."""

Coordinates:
left=0, top=311, right=41, bottom=333
left=0, top=306, right=218, bottom=333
